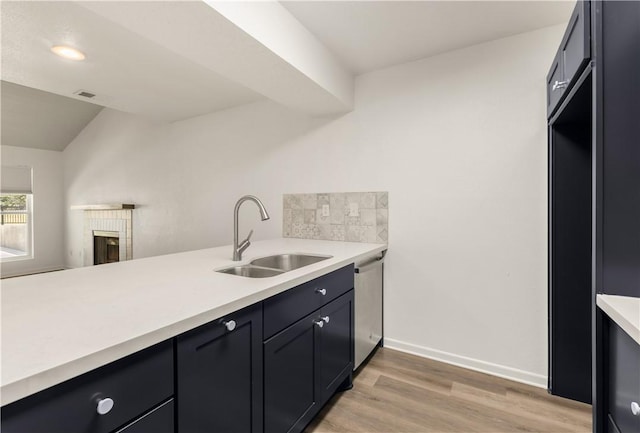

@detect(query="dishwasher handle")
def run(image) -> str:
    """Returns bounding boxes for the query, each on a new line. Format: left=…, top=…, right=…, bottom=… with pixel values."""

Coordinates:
left=355, top=251, right=386, bottom=274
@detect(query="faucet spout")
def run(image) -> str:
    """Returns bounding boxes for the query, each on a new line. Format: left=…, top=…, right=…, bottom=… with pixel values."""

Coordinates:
left=233, top=195, right=270, bottom=261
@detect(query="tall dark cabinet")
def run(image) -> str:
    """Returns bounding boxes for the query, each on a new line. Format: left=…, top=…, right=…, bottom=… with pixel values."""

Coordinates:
left=592, top=1, right=640, bottom=433
left=594, top=2, right=640, bottom=297
left=547, top=0, right=640, bottom=429
left=547, top=0, right=593, bottom=404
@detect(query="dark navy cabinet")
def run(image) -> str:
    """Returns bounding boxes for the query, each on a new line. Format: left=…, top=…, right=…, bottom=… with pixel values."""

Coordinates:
left=1, top=266, right=356, bottom=433
left=548, top=0, right=640, bottom=429
left=264, top=309, right=319, bottom=433
left=546, top=0, right=591, bottom=117
left=596, top=0, right=640, bottom=298
left=0, top=341, right=174, bottom=433
left=317, top=292, right=354, bottom=403
left=264, top=265, right=354, bottom=433
left=548, top=69, right=593, bottom=404
left=593, top=1, right=640, bottom=429
left=176, top=303, right=263, bottom=433
left=264, top=291, right=354, bottom=433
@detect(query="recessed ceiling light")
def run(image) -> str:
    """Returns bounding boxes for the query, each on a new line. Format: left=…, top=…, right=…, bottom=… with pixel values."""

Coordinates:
left=51, top=45, right=85, bottom=61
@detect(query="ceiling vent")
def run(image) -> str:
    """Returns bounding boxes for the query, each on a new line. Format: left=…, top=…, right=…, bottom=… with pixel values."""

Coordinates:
left=74, top=90, right=96, bottom=99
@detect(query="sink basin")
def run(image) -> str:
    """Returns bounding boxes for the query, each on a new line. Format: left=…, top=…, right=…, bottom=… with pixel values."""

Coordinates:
left=217, top=266, right=284, bottom=278
left=250, top=254, right=332, bottom=271
left=217, top=254, right=332, bottom=278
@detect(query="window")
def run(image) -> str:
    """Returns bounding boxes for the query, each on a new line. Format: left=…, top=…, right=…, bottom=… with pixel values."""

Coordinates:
left=1, top=166, right=33, bottom=262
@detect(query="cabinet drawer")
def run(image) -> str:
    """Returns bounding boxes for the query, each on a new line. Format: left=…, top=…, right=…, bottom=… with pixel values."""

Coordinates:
left=115, top=399, right=174, bottom=433
left=1, top=340, right=174, bottom=433
left=608, top=321, right=640, bottom=433
left=263, top=264, right=354, bottom=340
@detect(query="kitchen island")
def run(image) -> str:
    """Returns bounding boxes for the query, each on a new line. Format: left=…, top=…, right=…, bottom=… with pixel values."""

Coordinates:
left=1, top=238, right=386, bottom=411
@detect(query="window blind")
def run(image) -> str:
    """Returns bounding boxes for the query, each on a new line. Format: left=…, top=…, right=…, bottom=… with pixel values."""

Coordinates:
left=1, top=165, right=33, bottom=194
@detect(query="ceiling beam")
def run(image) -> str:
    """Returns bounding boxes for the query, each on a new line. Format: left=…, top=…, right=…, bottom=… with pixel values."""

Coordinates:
left=78, top=0, right=354, bottom=116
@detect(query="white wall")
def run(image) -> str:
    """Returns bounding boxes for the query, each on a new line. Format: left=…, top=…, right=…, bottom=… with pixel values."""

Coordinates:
left=63, top=25, right=564, bottom=385
left=1, top=146, right=65, bottom=277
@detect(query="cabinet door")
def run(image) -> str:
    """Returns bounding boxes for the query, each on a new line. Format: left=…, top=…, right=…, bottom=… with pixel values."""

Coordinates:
left=264, top=315, right=320, bottom=433
left=546, top=1, right=591, bottom=117
left=608, top=322, right=640, bottom=433
left=560, top=0, right=590, bottom=84
left=177, top=304, right=263, bottom=433
left=318, top=291, right=354, bottom=403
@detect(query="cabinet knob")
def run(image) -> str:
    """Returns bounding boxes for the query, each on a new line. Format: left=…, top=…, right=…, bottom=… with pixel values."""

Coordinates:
left=315, top=288, right=327, bottom=296
left=314, top=320, right=324, bottom=328
left=552, top=80, right=569, bottom=91
left=321, top=316, right=330, bottom=324
left=223, top=320, right=236, bottom=331
left=96, top=397, right=114, bottom=415
left=632, top=401, right=640, bottom=416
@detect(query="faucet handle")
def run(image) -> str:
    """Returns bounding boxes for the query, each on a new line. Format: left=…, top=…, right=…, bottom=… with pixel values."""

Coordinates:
left=237, top=229, right=253, bottom=255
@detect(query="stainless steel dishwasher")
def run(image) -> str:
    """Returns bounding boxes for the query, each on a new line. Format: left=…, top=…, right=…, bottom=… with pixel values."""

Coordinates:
left=354, top=250, right=386, bottom=369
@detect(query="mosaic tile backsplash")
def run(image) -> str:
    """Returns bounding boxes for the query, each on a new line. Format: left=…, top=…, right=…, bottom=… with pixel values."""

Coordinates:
left=283, top=192, right=388, bottom=243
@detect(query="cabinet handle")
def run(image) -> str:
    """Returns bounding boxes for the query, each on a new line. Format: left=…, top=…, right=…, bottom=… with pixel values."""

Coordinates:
left=321, top=316, right=330, bottom=324
left=314, top=320, right=324, bottom=328
left=96, top=397, right=114, bottom=415
left=315, top=288, right=327, bottom=296
left=552, top=80, right=569, bottom=91
left=632, top=401, right=640, bottom=416
left=223, top=320, right=236, bottom=331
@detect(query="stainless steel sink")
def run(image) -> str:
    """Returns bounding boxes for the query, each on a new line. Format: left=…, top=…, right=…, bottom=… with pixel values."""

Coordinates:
left=250, top=254, right=332, bottom=272
left=217, top=266, right=284, bottom=278
left=217, top=253, right=332, bottom=278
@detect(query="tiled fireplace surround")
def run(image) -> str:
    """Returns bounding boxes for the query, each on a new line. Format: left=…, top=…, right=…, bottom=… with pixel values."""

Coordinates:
left=83, top=210, right=133, bottom=266
left=283, top=192, right=388, bottom=243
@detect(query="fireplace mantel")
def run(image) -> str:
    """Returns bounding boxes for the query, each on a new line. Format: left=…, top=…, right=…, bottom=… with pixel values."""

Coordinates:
left=71, top=204, right=135, bottom=210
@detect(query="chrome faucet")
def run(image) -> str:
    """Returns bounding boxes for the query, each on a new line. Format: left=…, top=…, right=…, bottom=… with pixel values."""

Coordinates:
left=233, top=195, right=270, bottom=261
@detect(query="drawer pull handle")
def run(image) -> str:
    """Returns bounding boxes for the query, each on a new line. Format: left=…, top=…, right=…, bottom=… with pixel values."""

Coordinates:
left=321, top=316, right=330, bottom=324
left=96, top=397, right=114, bottom=415
left=552, top=80, right=569, bottom=91
left=314, top=320, right=324, bottom=328
left=315, top=288, right=327, bottom=296
left=223, top=320, right=236, bottom=332
left=632, top=401, right=640, bottom=416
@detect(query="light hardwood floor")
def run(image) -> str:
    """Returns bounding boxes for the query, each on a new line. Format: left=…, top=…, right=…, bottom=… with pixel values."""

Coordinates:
left=307, top=348, right=591, bottom=433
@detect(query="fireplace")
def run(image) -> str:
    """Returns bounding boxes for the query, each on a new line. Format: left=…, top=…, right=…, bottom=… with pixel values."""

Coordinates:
left=93, top=230, right=120, bottom=265
left=72, top=205, right=134, bottom=267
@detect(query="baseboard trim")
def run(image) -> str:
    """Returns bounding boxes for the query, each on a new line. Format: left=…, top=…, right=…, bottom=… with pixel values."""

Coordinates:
left=384, top=338, right=547, bottom=389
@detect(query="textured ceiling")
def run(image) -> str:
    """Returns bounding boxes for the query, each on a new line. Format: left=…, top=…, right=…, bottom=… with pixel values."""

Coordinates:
left=1, top=1, right=264, bottom=123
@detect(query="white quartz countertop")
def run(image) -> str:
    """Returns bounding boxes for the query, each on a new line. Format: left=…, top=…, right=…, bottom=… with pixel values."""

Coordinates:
left=597, top=294, right=640, bottom=345
left=1, top=238, right=386, bottom=405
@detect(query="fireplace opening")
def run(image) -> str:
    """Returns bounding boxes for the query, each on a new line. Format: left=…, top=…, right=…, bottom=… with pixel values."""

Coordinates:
left=93, top=230, right=119, bottom=265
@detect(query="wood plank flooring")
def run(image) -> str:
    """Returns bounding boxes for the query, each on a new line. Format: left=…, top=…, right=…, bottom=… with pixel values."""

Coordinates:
left=306, top=348, right=591, bottom=433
